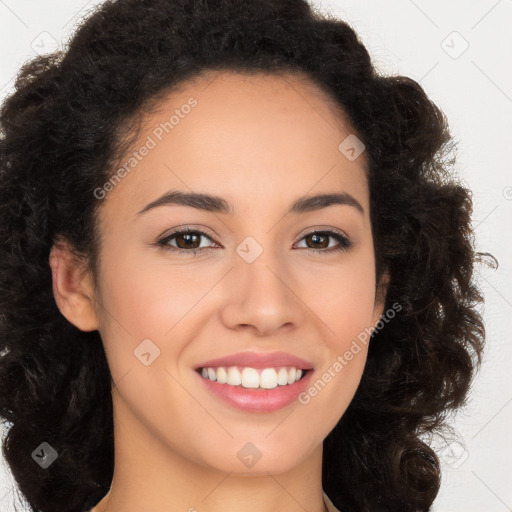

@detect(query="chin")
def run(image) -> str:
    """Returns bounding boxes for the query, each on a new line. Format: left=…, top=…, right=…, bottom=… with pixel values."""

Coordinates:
left=193, top=436, right=317, bottom=475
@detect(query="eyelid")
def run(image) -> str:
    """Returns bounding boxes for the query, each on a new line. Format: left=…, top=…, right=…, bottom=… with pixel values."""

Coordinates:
left=158, top=224, right=218, bottom=241
left=294, top=225, right=349, bottom=242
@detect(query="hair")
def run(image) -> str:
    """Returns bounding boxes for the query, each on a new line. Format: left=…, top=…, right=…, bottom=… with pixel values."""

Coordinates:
left=0, top=1, right=486, bottom=511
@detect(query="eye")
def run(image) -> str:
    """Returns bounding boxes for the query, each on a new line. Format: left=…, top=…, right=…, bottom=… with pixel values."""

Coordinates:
left=294, top=230, right=352, bottom=253
left=156, top=227, right=218, bottom=255
left=155, top=227, right=352, bottom=255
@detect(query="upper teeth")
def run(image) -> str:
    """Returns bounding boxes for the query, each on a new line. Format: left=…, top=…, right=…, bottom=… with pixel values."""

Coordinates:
left=200, top=366, right=304, bottom=389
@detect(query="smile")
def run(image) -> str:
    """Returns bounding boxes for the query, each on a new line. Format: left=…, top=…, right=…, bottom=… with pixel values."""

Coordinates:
left=195, top=366, right=313, bottom=413
left=198, top=365, right=307, bottom=389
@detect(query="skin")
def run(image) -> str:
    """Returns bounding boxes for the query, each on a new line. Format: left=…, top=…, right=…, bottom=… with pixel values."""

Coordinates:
left=50, top=70, right=388, bottom=512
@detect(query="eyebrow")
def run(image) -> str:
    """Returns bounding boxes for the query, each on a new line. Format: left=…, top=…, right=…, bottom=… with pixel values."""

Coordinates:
left=136, top=190, right=364, bottom=217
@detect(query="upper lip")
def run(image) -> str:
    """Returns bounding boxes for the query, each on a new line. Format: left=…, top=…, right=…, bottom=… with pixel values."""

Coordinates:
left=195, top=351, right=314, bottom=370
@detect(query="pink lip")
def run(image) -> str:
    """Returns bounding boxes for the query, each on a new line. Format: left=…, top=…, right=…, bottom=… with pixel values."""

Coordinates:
left=195, top=368, right=313, bottom=413
left=194, top=351, right=314, bottom=370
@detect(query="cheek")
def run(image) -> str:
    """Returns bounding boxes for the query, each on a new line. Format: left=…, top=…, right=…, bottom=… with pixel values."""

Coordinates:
left=97, top=243, right=207, bottom=334
left=93, top=244, right=196, bottom=383
left=93, top=249, right=204, bottom=441
left=295, top=254, right=376, bottom=437
left=299, top=250, right=377, bottom=346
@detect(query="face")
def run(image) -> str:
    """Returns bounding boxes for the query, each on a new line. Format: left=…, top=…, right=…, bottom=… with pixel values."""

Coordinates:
left=70, top=71, right=386, bottom=476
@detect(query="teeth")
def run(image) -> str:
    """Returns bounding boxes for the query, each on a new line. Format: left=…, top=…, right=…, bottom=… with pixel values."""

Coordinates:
left=277, top=367, right=289, bottom=385
left=227, top=366, right=242, bottom=386
left=199, top=366, right=306, bottom=389
left=260, top=368, right=277, bottom=389
left=241, top=368, right=259, bottom=388
left=216, top=367, right=227, bottom=384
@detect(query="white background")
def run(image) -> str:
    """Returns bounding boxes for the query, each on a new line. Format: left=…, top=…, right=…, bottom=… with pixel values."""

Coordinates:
left=1, top=1, right=511, bottom=511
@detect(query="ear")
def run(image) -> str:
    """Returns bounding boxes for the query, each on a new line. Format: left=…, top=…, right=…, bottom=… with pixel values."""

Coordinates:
left=371, top=270, right=390, bottom=327
left=49, top=239, right=100, bottom=332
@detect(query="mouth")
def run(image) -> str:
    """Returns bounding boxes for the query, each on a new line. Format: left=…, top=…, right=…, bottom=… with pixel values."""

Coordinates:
left=194, top=365, right=314, bottom=413
left=196, top=365, right=311, bottom=390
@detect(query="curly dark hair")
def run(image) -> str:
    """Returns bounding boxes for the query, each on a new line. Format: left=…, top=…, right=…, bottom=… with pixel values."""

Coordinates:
left=0, top=0, right=486, bottom=511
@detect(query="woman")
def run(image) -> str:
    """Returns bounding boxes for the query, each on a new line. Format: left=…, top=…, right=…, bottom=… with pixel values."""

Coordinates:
left=0, top=1, right=485, bottom=511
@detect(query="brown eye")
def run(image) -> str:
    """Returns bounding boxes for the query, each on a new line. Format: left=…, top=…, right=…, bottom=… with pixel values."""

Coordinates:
left=157, top=228, right=217, bottom=255
left=295, top=231, right=352, bottom=253
left=173, top=232, right=202, bottom=249
left=305, top=232, right=330, bottom=249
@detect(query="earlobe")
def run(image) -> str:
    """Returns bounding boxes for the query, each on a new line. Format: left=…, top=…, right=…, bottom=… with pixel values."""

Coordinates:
left=49, top=240, right=100, bottom=332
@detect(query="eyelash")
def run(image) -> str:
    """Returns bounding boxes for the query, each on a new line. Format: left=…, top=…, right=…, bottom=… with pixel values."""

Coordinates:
left=155, top=227, right=353, bottom=255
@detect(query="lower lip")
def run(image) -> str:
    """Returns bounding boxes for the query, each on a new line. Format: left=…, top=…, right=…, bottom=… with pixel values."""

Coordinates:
left=196, top=370, right=313, bottom=413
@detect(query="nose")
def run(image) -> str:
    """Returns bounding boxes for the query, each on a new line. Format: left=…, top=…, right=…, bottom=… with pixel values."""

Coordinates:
left=219, top=248, right=304, bottom=337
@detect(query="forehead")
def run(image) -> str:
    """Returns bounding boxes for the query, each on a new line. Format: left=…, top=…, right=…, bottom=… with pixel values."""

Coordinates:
left=101, top=70, right=369, bottom=219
